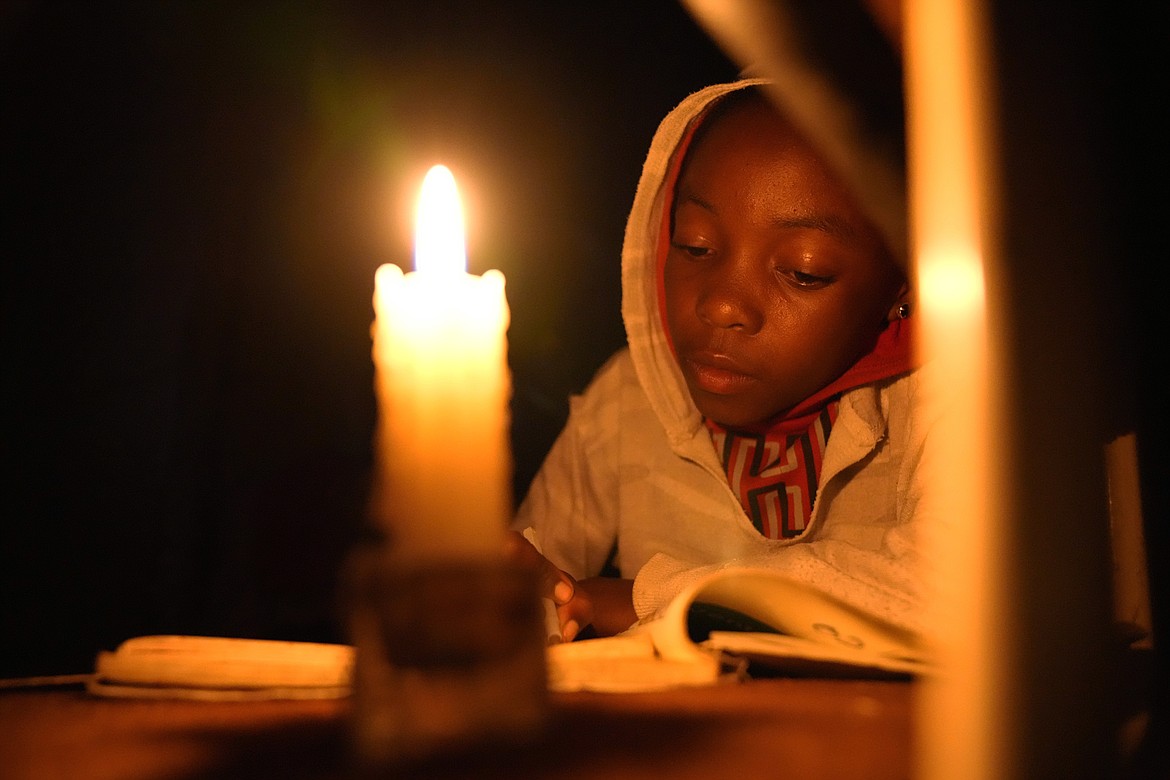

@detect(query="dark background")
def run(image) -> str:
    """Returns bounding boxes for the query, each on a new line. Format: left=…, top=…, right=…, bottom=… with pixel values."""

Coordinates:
left=2, top=0, right=737, bottom=676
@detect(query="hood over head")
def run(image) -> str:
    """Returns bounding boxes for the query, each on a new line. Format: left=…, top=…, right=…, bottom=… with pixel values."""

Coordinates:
left=620, top=78, right=912, bottom=451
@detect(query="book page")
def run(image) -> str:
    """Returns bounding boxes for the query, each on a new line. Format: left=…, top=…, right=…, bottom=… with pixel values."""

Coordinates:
left=660, top=568, right=927, bottom=664
left=545, top=632, right=726, bottom=693
left=704, top=631, right=925, bottom=678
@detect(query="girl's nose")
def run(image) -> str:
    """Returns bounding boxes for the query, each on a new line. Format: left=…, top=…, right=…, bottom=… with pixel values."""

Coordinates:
left=696, top=274, right=763, bottom=334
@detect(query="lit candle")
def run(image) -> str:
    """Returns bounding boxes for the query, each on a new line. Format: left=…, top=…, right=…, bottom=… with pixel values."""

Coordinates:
left=371, top=165, right=512, bottom=560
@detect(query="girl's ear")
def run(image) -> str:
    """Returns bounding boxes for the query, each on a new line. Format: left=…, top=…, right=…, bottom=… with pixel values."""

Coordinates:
left=887, top=281, right=912, bottom=321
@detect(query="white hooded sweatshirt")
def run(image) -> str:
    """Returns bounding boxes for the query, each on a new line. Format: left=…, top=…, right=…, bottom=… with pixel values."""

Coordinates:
left=514, top=80, right=934, bottom=636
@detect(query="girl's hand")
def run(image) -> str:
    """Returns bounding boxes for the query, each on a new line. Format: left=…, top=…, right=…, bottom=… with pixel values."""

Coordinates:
left=504, top=531, right=593, bottom=642
left=573, top=577, right=637, bottom=638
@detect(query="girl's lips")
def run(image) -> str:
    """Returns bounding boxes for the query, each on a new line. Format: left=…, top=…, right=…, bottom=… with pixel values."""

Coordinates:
left=685, top=356, right=755, bottom=395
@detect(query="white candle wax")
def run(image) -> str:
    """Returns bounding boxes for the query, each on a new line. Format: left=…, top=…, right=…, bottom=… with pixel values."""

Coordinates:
left=371, top=166, right=512, bottom=560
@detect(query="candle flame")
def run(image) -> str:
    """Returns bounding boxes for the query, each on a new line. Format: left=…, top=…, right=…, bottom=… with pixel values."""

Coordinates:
left=414, top=164, right=467, bottom=276
left=919, top=245, right=986, bottom=314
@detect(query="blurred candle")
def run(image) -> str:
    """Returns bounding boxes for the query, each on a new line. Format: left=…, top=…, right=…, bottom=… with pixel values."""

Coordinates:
left=371, top=165, right=512, bottom=560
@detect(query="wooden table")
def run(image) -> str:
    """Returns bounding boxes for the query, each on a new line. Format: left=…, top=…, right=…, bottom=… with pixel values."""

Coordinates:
left=0, top=679, right=912, bottom=779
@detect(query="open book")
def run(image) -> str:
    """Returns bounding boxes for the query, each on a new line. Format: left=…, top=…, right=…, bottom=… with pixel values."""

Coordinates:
left=547, top=568, right=932, bottom=693
left=83, top=569, right=928, bottom=699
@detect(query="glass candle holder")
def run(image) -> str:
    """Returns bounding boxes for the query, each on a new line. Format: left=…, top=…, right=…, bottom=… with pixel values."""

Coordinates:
left=343, top=543, right=548, bottom=766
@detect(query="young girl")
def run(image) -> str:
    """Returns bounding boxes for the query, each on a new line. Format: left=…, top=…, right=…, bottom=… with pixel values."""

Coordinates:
left=510, top=79, right=924, bottom=643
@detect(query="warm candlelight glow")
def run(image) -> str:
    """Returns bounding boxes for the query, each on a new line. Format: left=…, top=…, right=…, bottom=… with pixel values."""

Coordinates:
left=414, top=165, right=467, bottom=277
left=907, top=0, right=1013, bottom=777
left=370, top=166, right=512, bottom=561
left=918, top=246, right=985, bottom=314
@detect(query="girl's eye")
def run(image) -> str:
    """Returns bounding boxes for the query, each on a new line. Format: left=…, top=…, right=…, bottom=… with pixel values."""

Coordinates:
left=671, top=241, right=712, bottom=259
left=786, top=269, right=834, bottom=288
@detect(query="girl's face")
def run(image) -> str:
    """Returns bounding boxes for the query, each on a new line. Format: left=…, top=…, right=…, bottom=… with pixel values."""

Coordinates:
left=664, top=97, right=906, bottom=429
